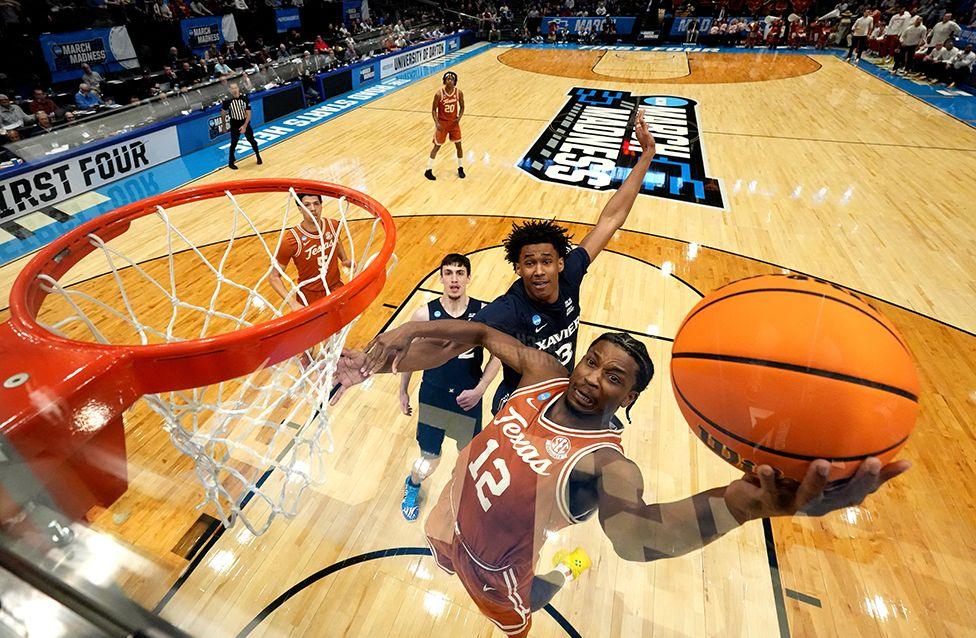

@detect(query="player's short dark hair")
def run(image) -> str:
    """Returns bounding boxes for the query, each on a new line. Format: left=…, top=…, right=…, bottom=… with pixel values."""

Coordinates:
left=296, top=192, right=322, bottom=203
left=440, top=253, right=471, bottom=276
left=502, top=220, right=574, bottom=267
left=592, top=332, right=655, bottom=423
left=443, top=71, right=458, bottom=83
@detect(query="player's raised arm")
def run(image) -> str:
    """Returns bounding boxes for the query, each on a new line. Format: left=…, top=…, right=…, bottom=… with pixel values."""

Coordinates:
left=579, top=109, right=656, bottom=263
left=593, top=449, right=910, bottom=562
left=364, top=319, right=564, bottom=383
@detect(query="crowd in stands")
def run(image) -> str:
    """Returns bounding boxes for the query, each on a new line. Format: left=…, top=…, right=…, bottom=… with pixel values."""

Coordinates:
left=0, top=1, right=451, bottom=151
left=847, top=7, right=975, bottom=86
left=0, top=0, right=973, bottom=165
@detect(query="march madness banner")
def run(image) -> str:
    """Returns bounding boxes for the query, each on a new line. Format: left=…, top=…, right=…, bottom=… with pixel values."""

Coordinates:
left=518, top=88, right=724, bottom=209
left=180, top=15, right=239, bottom=54
left=0, top=128, right=180, bottom=223
left=541, top=16, right=638, bottom=35
left=39, top=27, right=139, bottom=83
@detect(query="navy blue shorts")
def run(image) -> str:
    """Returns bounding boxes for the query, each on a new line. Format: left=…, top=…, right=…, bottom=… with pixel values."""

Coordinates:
left=416, top=383, right=483, bottom=455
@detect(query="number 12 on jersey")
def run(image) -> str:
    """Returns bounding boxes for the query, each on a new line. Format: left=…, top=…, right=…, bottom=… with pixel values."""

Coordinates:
left=467, top=439, right=511, bottom=512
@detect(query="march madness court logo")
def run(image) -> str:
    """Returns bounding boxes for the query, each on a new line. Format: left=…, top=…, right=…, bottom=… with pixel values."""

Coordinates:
left=518, top=88, right=724, bottom=209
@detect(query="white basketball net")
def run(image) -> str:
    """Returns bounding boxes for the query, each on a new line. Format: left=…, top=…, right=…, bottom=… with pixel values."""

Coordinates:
left=34, top=188, right=388, bottom=535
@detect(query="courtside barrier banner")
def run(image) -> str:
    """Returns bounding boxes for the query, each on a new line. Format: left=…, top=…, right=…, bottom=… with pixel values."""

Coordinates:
left=541, top=16, right=637, bottom=36
left=0, top=128, right=179, bottom=223
left=39, top=27, right=140, bottom=83
left=379, top=40, right=448, bottom=78
left=181, top=15, right=240, bottom=55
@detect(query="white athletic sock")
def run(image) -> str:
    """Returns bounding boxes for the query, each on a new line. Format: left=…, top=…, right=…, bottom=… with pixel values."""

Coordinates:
left=456, top=156, right=463, bottom=168
left=427, top=157, right=434, bottom=170
left=554, top=563, right=573, bottom=582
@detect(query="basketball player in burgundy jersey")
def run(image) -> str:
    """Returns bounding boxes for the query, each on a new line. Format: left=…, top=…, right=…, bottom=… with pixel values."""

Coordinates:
left=268, top=192, right=351, bottom=310
left=425, top=71, right=465, bottom=181
left=342, top=322, right=910, bottom=637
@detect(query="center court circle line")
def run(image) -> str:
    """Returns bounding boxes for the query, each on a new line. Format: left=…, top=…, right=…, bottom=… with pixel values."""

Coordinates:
left=235, top=546, right=582, bottom=638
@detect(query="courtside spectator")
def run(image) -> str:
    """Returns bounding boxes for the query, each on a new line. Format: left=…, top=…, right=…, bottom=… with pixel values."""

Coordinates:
left=190, top=0, right=212, bottom=15
left=947, top=44, right=975, bottom=87
left=34, top=110, right=55, bottom=134
left=169, top=0, right=190, bottom=19
left=75, top=83, right=103, bottom=109
left=929, top=13, right=960, bottom=45
left=0, top=94, right=33, bottom=133
left=883, top=6, right=911, bottom=63
left=847, top=9, right=873, bottom=62
left=160, top=65, right=179, bottom=89
left=921, top=41, right=954, bottom=81
left=153, top=0, right=173, bottom=21
left=178, top=61, right=202, bottom=88
left=894, top=16, right=927, bottom=74
left=81, top=63, right=103, bottom=92
left=213, top=56, right=232, bottom=77
left=28, top=89, right=58, bottom=116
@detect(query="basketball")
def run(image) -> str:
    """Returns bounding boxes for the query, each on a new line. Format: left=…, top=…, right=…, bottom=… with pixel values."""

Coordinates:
left=670, top=274, right=920, bottom=482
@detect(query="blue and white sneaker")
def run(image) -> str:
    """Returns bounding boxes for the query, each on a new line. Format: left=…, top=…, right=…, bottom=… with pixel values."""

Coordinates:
left=402, top=476, right=420, bottom=521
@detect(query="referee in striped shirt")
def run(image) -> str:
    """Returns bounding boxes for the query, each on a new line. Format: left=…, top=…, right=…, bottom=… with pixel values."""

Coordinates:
left=221, top=83, right=263, bottom=169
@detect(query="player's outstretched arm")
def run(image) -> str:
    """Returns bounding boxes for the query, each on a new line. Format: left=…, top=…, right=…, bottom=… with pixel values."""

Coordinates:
left=594, top=449, right=910, bottom=562
left=363, top=319, right=563, bottom=383
left=579, top=109, right=656, bottom=263
left=398, top=305, right=428, bottom=416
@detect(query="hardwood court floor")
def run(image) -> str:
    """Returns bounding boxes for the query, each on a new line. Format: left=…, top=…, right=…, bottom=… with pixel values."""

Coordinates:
left=0, top=46, right=974, bottom=637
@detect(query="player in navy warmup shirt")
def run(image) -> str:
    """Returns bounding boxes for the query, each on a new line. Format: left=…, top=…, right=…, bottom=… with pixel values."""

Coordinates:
left=398, top=254, right=500, bottom=521
left=333, top=109, right=656, bottom=420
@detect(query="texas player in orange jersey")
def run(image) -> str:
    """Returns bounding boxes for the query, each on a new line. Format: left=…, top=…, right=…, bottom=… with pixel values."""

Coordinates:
left=268, top=192, right=351, bottom=311
left=339, top=322, right=910, bottom=636
left=425, top=71, right=465, bottom=181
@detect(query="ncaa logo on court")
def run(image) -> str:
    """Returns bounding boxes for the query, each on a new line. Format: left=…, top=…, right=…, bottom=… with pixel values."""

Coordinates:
left=518, top=88, right=724, bottom=209
left=546, top=436, right=571, bottom=460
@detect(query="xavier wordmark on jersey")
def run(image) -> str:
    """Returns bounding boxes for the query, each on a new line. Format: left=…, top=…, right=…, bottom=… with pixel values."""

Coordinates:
left=519, top=87, right=724, bottom=209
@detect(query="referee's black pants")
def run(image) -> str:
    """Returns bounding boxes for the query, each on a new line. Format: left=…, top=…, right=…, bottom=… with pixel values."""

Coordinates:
left=229, top=121, right=261, bottom=166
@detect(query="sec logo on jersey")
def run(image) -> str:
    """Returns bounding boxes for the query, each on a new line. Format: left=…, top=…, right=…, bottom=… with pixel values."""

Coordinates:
left=546, top=436, right=571, bottom=461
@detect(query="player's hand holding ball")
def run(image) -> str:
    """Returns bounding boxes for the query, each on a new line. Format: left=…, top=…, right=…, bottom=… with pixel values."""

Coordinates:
left=722, top=457, right=911, bottom=524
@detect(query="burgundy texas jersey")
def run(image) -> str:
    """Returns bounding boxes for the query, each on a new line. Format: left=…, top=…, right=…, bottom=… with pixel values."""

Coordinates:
left=436, top=87, right=461, bottom=122
left=438, top=378, right=624, bottom=571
